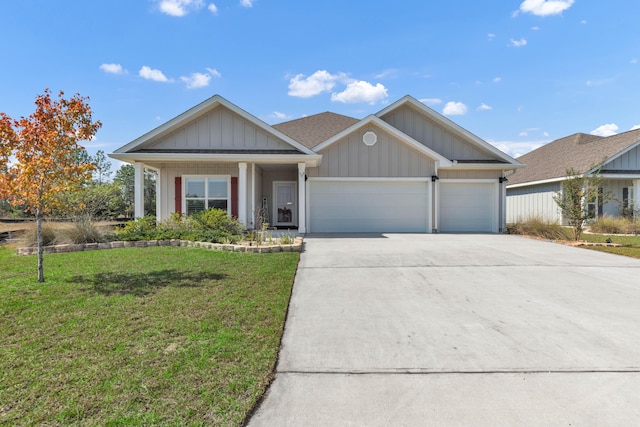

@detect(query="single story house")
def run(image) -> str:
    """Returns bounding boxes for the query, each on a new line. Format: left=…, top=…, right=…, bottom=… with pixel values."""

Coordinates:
left=507, top=129, right=640, bottom=223
left=109, top=95, right=522, bottom=233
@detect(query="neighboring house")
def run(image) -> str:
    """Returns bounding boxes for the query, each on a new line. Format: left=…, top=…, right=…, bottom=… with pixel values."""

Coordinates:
left=507, top=129, right=640, bottom=223
left=109, top=95, right=522, bottom=233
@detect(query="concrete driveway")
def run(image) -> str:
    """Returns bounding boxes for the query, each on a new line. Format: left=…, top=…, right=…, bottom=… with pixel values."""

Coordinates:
left=249, top=234, right=640, bottom=426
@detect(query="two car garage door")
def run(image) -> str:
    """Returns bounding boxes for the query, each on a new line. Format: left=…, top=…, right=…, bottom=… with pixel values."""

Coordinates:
left=308, top=180, right=497, bottom=233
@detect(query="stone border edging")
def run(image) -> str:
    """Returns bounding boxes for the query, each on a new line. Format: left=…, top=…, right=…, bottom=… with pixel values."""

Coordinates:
left=16, top=238, right=303, bottom=256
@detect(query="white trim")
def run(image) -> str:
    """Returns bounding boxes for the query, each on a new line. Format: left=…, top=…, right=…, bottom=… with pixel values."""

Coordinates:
left=312, top=115, right=453, bottom=167
left=601, top=140, right=640, bottom=167
left=273, top=181, right=297, bottom=227
left=507, top=176, right=567, bottom=189
left=376, top=95, right=521, bottom=167
left=155, top=169, right=162, bottom=221
left=181, top=175, right=232, bottom=217
left=308, top=177, right=431, bottom=182
left=113, top=94, right=317, bottom=156
left=600, top=173, right=640, bottom=180
left=251, top=163, right=256, bottom=228
left=109, top=152, right=321, bottom=166
left=444, top=163, right=525, bottom=170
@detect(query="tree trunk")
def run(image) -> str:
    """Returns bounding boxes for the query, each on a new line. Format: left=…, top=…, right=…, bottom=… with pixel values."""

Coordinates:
left=36, top=209, right=44, bottom=282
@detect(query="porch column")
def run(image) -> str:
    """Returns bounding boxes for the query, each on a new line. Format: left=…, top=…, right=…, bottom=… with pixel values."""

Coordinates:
left=635, top=179, right=640, bottom=216
left=238, top=162, right=247, bottom=226
left=134, top=162, right=145, bottom=218
left=298, top=162, right=306, bottom=233
left=433, top=177, right=439, bottom=232
left=155, top=169, right=162, bottom=221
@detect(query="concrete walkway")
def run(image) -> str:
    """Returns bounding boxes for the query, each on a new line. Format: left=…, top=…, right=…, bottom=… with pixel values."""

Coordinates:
left=248, top=234, right=640, bottom=426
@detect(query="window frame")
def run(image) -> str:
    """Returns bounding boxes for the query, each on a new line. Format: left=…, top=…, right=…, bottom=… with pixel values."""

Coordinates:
left=182, top=175, right=231, bottom=216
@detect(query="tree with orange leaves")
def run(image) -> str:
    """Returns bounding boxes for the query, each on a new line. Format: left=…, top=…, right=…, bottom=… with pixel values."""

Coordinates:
left=0, top=89, right=101, bottom=282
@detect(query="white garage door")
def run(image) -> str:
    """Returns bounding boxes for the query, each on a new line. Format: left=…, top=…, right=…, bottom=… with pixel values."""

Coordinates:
left=440, top=182, right=497, bottom=233
left=309, top=180, right=429, bottom=233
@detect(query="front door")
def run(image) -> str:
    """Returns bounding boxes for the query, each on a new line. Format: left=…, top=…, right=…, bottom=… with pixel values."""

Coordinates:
left=274, top=182, right=297, bottom=227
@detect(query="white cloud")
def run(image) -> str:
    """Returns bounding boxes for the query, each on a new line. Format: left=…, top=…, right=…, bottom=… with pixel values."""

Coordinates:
left=531, top=26, right=540, bottom=30
left=488, top=33, right=496, bottom=40
left=590, top=123, right=619, bottom=137
left=181, top=72, right=211, bottom=89
left=331, top=81, right=388, bottom=105
left=158, top=0, right=204, bottom=16
left=510, top=38, right=528, bottom=47
left=206, top=67, right=221, bottom=78
left=478, top=103, right=492, bottom=111
left=288, top=70, right=346, bottom=98
left=99, top=63, right=125, bottom=74
left=139, top=66, right=171, bottom=82
left=519, top=131, right=528, bottom=136
left=420, top=98, right=442, bottom=106
left=240, top=0, right=254, bottom=7
left=630, top=124, right=640, bottom=131
left=543, top=131, right=550, bottom=137
left=270, top=111, right=291, bottom=121
left=208, top=3, right=218, bottom=14
left=631, top=58, right=638, bottom=64
left=581, top=19, right=588, bottom=24
left=487, top=139, right=547, bottom=158
left=519, top=0, right=574, bottom=16
left=493, top=77, right=502, bottom=83
left=180, top=68, right=221, bottom=89
left=374, top=69, right=398, bottom=79
left=443, top=102, right=468, bottom=116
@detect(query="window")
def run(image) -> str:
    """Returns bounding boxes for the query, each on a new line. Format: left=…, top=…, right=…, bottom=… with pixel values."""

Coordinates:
left=184, top=176, right=230, bottom=215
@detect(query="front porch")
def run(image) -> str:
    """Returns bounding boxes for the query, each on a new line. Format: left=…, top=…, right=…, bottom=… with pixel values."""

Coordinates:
left=133, top=160, right=310, bottom=233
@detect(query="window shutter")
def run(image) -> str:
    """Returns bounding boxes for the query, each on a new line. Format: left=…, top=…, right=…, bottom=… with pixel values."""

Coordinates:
left=231, top=177, right=238, bottom=218
left=175, top=177, right=182, bottom=214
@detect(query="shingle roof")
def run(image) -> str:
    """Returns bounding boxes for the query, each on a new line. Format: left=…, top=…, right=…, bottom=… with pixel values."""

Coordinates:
left=509, top=129, right=640, bottom=185
left=273, top=112, right=359, bottom=149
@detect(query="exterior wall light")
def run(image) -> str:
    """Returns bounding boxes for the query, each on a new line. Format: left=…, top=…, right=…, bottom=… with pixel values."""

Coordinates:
left=431, top=175, right=440, bottom=182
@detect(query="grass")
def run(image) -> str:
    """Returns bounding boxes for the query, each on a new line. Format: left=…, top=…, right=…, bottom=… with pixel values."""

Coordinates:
left=0, top=245, right=299, bottom=426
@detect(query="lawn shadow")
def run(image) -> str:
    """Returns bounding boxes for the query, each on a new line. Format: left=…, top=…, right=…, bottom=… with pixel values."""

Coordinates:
left=71, top=269, right=227, bottom=297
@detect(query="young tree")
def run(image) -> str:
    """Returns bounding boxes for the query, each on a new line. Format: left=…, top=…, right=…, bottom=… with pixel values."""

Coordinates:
left=113, top=164, right=157, bottom=217
left=554, top=167, right=606, bottom=241
left=92, top=150, right=112, bottom=184
left=0, top=89, right=101, bottom=282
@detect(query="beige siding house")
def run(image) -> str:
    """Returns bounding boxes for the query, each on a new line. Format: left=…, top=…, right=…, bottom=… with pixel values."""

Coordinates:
left=506, top=130, right=640, bottom=223
left=110, top=95, right=522, bottom=233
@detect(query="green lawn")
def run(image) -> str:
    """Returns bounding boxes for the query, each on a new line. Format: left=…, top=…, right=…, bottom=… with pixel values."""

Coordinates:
left=576, top=232, right=640, bottom=259
left=0, top=246, right=299, bottom=426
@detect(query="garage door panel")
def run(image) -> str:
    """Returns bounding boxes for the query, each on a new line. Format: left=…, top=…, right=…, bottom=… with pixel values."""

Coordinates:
left=309, top=181, right=429, bottom=233
left=440, top=183, right=496, bottom=233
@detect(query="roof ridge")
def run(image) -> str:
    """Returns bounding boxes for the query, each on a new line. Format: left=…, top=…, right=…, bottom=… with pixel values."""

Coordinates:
left=274, top=111, right=358, bottom=126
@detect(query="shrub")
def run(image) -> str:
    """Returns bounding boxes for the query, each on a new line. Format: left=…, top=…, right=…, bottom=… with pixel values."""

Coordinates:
left=589, top=215, right=625, bottom=234
left=509, top=217, right=566, bottom=240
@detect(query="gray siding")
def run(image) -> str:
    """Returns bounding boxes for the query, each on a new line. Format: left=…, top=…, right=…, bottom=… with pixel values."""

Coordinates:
left=307, top=125, right=435, bottom=178
left=507, top=182, right=562, bottom=223
left=380, top=105, right=494, bottom=161
left=439, top=170, right=503, bottom=179
left=146, top=106, right=295, bottom=152
left=601, top=179, right=635, bottom=217
left=604, top=145, right=640, bottom=171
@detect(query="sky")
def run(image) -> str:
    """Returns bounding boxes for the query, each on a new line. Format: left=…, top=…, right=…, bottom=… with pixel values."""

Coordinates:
left=1, top=0, right=639, bottom=166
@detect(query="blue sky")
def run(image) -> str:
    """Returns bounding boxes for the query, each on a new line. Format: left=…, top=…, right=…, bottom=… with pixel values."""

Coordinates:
left=1, top=0, right=639, bottom=163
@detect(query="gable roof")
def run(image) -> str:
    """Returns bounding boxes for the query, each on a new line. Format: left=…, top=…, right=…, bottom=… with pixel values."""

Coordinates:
left=312, top=114, right=453, bottom=167
left=273, top=112, right=359, bottom=149
left=508, top=128, right=640, bottom=186
left=113, top=94, right=317, bottom=156
left=376, top=95, right=521, bottom=167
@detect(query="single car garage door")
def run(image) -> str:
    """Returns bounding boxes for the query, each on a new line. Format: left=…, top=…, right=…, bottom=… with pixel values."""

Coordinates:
left=439, top=182, right=497, bottom=233
left=308, top=180, right=430, bottom=233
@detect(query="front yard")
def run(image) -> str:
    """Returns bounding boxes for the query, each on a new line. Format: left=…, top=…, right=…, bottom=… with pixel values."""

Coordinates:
left=0, top=246, right=298, bottom=426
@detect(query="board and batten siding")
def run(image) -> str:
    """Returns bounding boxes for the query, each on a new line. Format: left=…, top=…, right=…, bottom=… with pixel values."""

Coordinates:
left=507, top=182, right=562, bottom=223
left=145, top=106, right=295, bottom=152
left=601, top=179, right=635, bottom=217
left=307, top=126, right=435, bottom=178
left=379, top=105, right=494, bottom=161
left=155, top=163, right=239, bottom=220
left=604, top=145, right=640, bottom=170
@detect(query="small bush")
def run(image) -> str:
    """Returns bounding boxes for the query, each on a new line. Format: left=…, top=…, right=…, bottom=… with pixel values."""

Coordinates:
left=509, top=217, right=566, bottom=240
left=115, top=210, right=244, bottom=243
left=21, top=222, right=58, bottom=247
left=57, top=217, right=107, bottom=244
